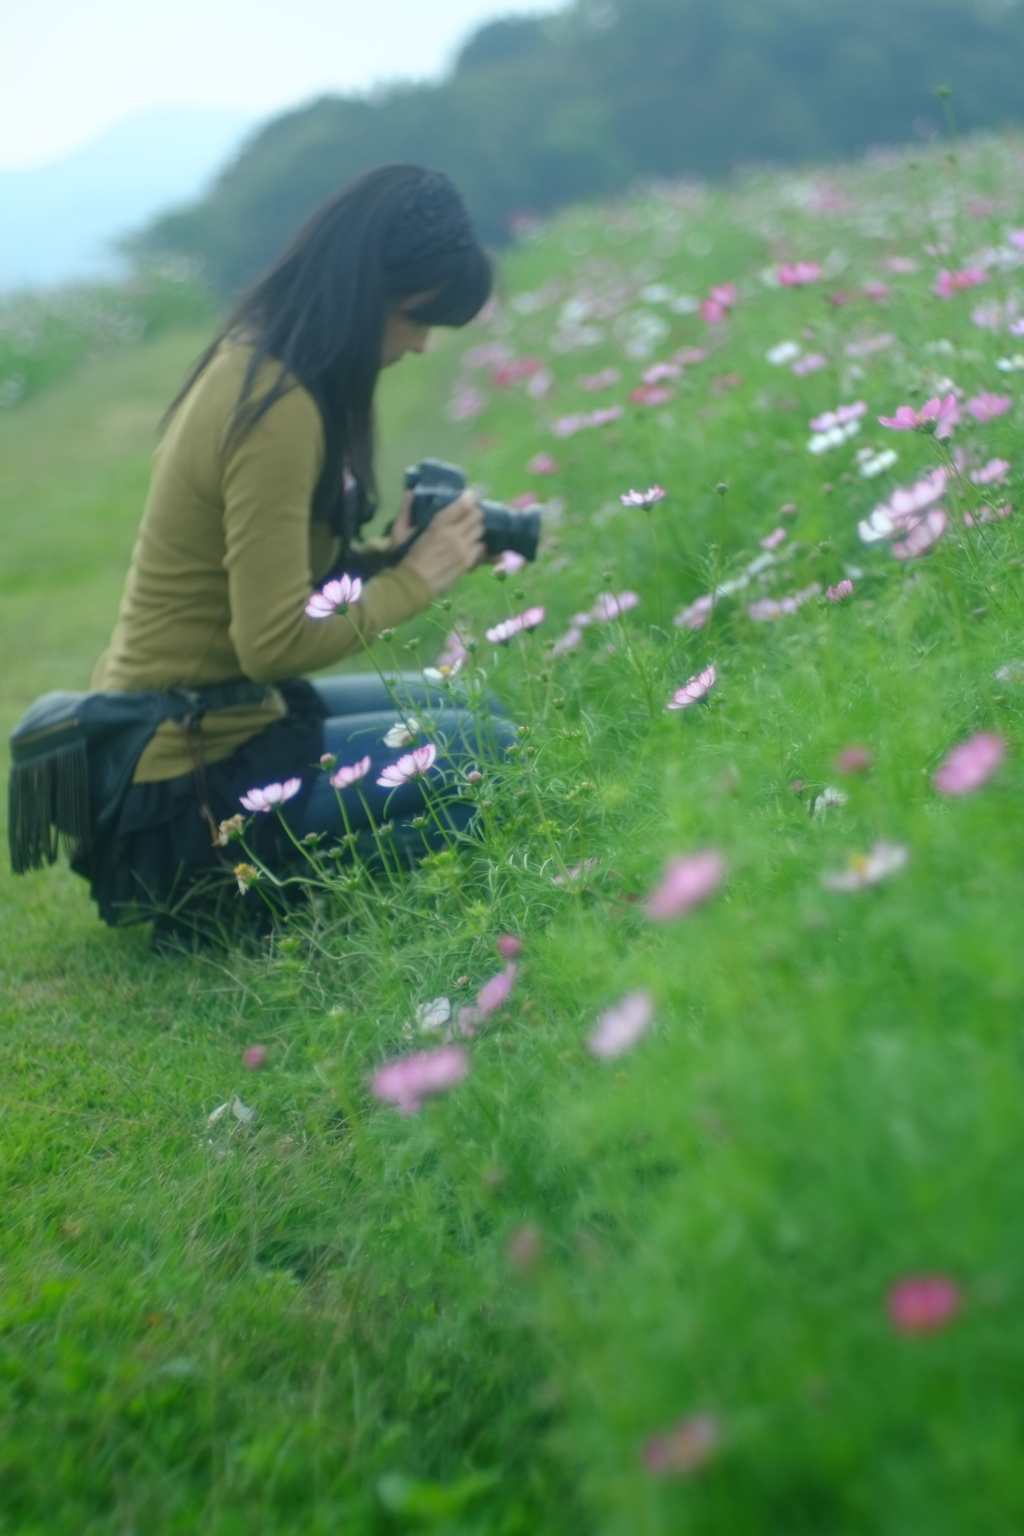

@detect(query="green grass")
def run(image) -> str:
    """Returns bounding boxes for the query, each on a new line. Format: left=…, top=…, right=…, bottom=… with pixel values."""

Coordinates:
left=4, top=131, right=1024, bottom=1533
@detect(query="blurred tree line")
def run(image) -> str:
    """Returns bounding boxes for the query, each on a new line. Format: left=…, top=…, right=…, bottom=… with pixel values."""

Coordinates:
left=131, top=0, right=1024, bottom=293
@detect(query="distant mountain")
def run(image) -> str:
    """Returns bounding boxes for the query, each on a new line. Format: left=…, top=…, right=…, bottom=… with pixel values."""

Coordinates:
left=0, top=108, right=258, bottom=290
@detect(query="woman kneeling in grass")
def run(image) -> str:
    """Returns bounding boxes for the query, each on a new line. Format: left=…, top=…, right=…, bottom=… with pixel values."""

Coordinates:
left=82, top=165, right=510, bottom=943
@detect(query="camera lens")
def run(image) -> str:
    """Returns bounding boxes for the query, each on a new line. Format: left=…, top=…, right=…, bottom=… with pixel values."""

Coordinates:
left=480, top=501, right=542, bottom=562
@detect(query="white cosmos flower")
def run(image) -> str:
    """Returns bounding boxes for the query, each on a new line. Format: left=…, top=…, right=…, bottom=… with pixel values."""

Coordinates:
left=383, top=719, right=419, bottom=748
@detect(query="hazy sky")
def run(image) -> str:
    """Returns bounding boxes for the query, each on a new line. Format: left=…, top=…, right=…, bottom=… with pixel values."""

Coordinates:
left=0, top=0, right=557, bottom=170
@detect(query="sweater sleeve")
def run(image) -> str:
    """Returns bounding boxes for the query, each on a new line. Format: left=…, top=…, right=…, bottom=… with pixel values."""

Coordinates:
left=221, top=385, right=433, bottom=683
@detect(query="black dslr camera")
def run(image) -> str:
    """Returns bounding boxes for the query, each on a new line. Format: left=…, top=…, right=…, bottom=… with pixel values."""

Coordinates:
left=405, top=459, right=542, bottom=563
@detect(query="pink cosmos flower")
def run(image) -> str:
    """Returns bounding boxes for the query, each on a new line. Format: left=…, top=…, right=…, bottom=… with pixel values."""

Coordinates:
left=592, top=591, right=639, bottom=622
left=621, top=485, right=667, bottom=509
left=642, top=362, right=682, bottom=385
left=645, top=851, right=724, bottom=920
left=578, top=368, right=621, bottom=392
left=240, top=778, right=302, bottom=813
left=495, top=933, right=522, bottom=959
left=970, top=458, right=1010, bottom=485
left=887, top=1276, right=961, bottom=1334
left=526, top=369, right=553, bottom=400
left=552, top=857, right=598, bottom=886
left=846, top=332, right=895, bottom=358
left=368, top=1044, right=468, bottom=1115
left=589, top=989, right=654, bottom=1059
left=437, top=628, right=473, bottom=669
left=330, top=755, right=372, bottom=790
left=588, top=406, right=624, bottom=428
left=305, top=573, right=363, bottom=618
left=810, top=401, right=867, bottom=432
left=891, top=507, right=948, bottom=560
left=747, top=583, right=822, bottom=621
left=667, top=665, right=717, bottom=710
left=709, top=283, right=738, bottom=307
left=933, top=267, right=987, bottom=298
left=448, top=385, right=487, bottom=422
left=963, top=501, right=1012, bottom=527
left=932, top=731, right=1005, bottom=795
left=835, top=745, right=871, bottom=773
left=495, top=549, right=528, bottom=575
left=827, top=579, right=854, bottom=600
left=475, top=962, right=517, bottom=1020
left=550, top=625, right=583, bottom=655
left=822, top=841, right=908, bottom=891
left=863, top=281, right=889, bottom=300
left=700, top=298, right=728, bottom=324
left=884, top=256, right=919, bottom=274
left=858, top=469, right=949, bottom=542
left=965, top=391, right=1012, bottom=422
left=777, top=260, right=822, bottom=286
left=643, top=1413, right=720, bottom=1476
left=376, top=743, right=437, bottom=788
left=674, top=593, right=714, bottom=631
left=243, top=1045, right=266, bottom=1069
left=674, top=346, right=708, bottom=366
left=486, top=607, right=545, bottom=644
left=630, top=383, right=674, bottom=406
left=552, top=413, right=586, bottom=438
left=528, top=452, right=559, bottom=475
left=760, top=527, right=787, bottom=550
left=879, top=393, right=959, bottom=438
left=1011, top=231, right=1024, bottom=251
left=792, top=352, right=828, bottom=376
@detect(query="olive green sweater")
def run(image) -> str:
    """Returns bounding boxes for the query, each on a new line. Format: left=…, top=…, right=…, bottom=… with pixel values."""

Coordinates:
left=92, top=345, right=431, bottom=782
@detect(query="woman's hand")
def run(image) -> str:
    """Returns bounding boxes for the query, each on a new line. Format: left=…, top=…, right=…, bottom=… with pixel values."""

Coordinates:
left=394, top=489, right=486, bottom=597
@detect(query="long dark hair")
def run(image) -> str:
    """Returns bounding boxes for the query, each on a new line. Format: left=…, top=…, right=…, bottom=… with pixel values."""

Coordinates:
left=169, top=164, right=492, bottom=538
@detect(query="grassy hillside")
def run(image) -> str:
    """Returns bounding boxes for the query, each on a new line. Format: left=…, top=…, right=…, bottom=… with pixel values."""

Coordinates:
left=4, top=130, right=1024, bottom=1532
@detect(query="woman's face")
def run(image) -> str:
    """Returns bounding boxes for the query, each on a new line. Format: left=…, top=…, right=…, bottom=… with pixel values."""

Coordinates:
left=381, top=294, right=434, bottom=368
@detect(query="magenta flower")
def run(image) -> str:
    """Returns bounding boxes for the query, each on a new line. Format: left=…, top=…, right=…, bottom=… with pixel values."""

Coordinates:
left=887, top=1276, right=961, bottom=1334
left=674, top=593, right=714, bottom=631
left=699, top=298, right=728, bottom=324
left=965, top=391, right=1012, bottom=422
left=667, top=665, right=717, bottom=710
left=890, top=508, right=948, bottom=560
left=645, top=851, right=723, bottom=920
left=240, top=778, right=302, bottom=813
left=591, top=591, right=639, bottom=622
left=528, top=452, right=559, bottom=475
left=643, top=1413, right=720, bottom=1476
left=589, top=989, right=654, bottom=1059
left=486, top=607, right=545, bottom=644
left=970, top=458, right=1010, bottom=485
left=495, top=933, right=522, bottom=959
left=933, top=267, right=987, bottom=298
left=777, top=260, right=822, bottom=286
left=709, top=282, right=738, bottom=307
left=368, top=1044, right=468, bottom=1115
left=759, top=527, right=787, bottom=550
left=330, top=755, right=372, bottom=790
left=305, top=573, right=363, bottom=618
left=932, top=732, right=1005, bottom=796
left=621, top=485, right=667, bottom=509
left=879, top=393, right=960, bottom=438
left=827, top=579, right=854, bottom=601
left=243, top=1045, right=267, bottom=1070
left=376, top=743, right=437, bottom=788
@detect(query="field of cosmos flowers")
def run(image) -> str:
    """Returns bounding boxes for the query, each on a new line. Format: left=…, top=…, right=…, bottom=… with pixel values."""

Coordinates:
left=3, top=129, right=1024, bottom=1533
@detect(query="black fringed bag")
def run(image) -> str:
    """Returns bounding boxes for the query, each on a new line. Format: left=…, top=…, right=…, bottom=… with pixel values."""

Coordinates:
left=7, top=682, right=270, bottom=875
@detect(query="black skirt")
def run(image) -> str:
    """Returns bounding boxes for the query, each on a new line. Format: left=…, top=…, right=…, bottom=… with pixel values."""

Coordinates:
left=72, top=679, right=326, bottom=932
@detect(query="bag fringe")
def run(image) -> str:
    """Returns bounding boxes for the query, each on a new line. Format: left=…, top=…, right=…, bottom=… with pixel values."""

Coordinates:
left=8, top=739, right=90, bottom=873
